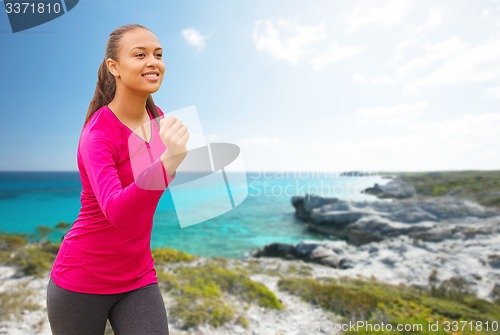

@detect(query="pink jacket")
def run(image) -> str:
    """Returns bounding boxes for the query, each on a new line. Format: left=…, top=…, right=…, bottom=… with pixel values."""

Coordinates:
left=51, top=105, right=174, bottom=294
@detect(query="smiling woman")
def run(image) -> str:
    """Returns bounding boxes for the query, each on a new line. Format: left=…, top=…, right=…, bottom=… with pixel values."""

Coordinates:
left=46, top=24, right=189, bottom=335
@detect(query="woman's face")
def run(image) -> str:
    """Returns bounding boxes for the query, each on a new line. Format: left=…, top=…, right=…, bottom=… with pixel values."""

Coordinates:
left=109, top=28, right=165, bottom=95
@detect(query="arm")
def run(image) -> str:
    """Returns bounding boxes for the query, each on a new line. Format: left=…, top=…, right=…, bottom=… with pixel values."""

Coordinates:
left=80, top=131, right=174, bottom=228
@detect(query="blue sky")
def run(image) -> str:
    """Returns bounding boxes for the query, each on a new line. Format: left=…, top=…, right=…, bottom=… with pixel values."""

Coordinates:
left=0, top=0, right=499, bottom=172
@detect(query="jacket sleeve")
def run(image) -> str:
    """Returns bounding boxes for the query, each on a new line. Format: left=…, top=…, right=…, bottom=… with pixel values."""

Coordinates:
left=79, top=130, right=175, bottom=228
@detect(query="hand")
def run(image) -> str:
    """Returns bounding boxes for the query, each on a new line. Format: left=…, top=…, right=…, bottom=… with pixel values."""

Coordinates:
left=159, top=116, right=190, bottom=176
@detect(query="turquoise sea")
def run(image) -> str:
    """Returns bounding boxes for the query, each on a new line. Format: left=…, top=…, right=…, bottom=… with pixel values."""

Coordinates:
left=0, top=171, right=384, bottom=258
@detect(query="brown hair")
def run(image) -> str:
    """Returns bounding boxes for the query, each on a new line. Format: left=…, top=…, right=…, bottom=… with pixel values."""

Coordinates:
left=85, top=24, right=161, bottom=124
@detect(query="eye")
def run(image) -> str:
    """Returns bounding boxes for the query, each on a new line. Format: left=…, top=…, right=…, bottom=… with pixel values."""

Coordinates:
left=155, top=53, right=163, bottom=58
left=135, top=53, right=145, bottom=58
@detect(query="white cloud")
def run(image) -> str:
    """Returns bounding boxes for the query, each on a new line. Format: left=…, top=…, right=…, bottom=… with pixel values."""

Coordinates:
left=393, top=40, right=412, bottom=63
left=252, top=19, right=363, bottom=69
left=352, top=73, right=397, bottom=85
left=407, top=37, right=500, bottom=91
left=353, top=36, right=484, bottom=90
left=486, top=86, right=500, bottom=99
left=252, top=19, right=326, bottom=65
left=239, top=136, right=288, bottom=147
left=343, top=0, right=413, bottom=32
left=206, top=133, right=230, bottom=141
left=181, top=28, right=208, bottom=51
left=409, top=112, right=500, bottom=155
left=392, top=9, right=446, bottom=63
left=311, top=45, right=364, bottom=71
left=413, top=7, right=444, bottom=35
left=356, top=101, right=427, bottom=125
left=293, top=112, right=500, bottom=172
left=237, top=110, right=500, bottom=172
left=397, top=36, right=467, bottom=77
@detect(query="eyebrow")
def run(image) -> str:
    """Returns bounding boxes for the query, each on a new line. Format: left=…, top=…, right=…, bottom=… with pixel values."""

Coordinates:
left=130, top=46, right=163, bottom=51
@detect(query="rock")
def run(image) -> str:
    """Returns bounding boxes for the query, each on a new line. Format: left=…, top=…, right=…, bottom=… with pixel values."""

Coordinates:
left=310, top=210, right=363, bottom=225
left=253, top=230, right=500, bottom=301
left=253, top=241, right=350, bottom=269
left=488, top=254, right=500, bottom=269
left=292, top=195, right=500, bottom=245
left=363, top=178, right=416, bottom=199
left=291, top=194, right=338, bottom=221
left=489, top=283, right=500, bottom=301
left=253, top=243, right=296, bottom=259
left=447, top=188, right=462, bottom=196
left=255, top=180, right=500, bottom=305
left=340, top=171, right=373, bottom=177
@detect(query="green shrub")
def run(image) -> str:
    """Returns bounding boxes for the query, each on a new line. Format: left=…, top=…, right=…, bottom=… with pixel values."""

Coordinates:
left=279, top=277, right=385, bottom=319
left=278, top=276, right=500, bottom=335
left=152, top=247, right=197, bottom=264
left=287, top=264, right=313, bottom=276
left=12, top=242, right=59, bottom=277
left=237, top=314, right=249, bottom=328
left=0, top=234, right=29, bottom=264
left=157, top=261, right=283, bottom=329
left=172, top=295, right=234, bottom=329
left=0, top=232, right=60, bottom=277
left=430, top=277, right=474, bottom=301
left=400, top=170, right=500, bottom=209
left=34, top=225, right=54, bottom=242
left=0, top=282, right=40, bottom=321
left=175, top=262, right=283, bottom=310
left=0, top=234, right=28, bottom=251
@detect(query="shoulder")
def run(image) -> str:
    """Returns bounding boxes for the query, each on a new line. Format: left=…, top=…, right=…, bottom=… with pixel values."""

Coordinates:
left=79, top=106, right=123, bottom=153
left=85, top=106, right=121, bottom=132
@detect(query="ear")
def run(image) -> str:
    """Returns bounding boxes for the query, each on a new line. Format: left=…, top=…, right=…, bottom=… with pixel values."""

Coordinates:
left=106, top=58, right=120, bottom=78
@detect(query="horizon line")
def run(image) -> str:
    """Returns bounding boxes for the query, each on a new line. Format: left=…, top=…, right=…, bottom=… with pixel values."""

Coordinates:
left=0, top=169, right=499, bottom=173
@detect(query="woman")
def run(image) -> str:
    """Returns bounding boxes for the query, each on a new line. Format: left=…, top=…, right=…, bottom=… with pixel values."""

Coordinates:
left=47, top=24, right=189, bottom=335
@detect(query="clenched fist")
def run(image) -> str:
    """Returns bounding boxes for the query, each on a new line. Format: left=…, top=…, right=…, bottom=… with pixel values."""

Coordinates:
left=159, top=116, right=190, bottom=177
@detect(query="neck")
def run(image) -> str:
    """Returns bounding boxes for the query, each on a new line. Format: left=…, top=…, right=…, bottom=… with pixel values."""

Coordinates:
left=108, top=88, right=149, bottom=122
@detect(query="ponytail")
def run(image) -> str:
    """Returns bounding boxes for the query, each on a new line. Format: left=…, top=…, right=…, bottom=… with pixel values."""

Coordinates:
left=84, top=60, right=115, bottom=124
left=146, top=95, right=161, bottom=121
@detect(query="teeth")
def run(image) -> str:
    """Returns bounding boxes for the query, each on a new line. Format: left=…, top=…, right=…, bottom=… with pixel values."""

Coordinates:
left=143, top=73, right=158, bottom=77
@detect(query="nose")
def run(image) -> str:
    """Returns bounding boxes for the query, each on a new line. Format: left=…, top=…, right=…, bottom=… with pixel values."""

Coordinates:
left=146, top=55, right=161, bottom=68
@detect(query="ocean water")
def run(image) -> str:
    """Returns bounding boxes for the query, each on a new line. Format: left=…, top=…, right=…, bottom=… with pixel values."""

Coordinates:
left=0, top=171, right=384, bottom=258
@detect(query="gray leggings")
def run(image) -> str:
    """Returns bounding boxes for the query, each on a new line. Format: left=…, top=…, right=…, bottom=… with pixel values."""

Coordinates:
left=47, top=278, right=169, bottom=335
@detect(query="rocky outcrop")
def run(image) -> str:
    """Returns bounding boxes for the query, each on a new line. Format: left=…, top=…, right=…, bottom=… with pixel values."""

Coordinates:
left=253, top=241, right=352, bottom=268
left=291, top=195, right=338, bottom=221
left=291, top=194, right=499, bottom=245
left=254, top=185, right=500, bottom=301
left=362, top=178, right=416, bottom=199
left=253, top=228, right=500, bottom=301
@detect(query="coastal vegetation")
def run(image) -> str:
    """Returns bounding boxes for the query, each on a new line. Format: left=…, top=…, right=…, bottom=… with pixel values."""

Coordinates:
left=278, top=276, right=500, bottom=334
left=0, top=226, right=283, bottom=331
left=156, top=261, right=283, bottom=329
left=0, top=281, right=40, bottom=321
left=2, top=226, right=499, bottom=333
left=0, top=232, right=59, bottom=277
left=2, top=166, right=500, bottom=334
left=393, top=170, right=500, bottom=209
left=153, top=251, right=283, bottom=329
